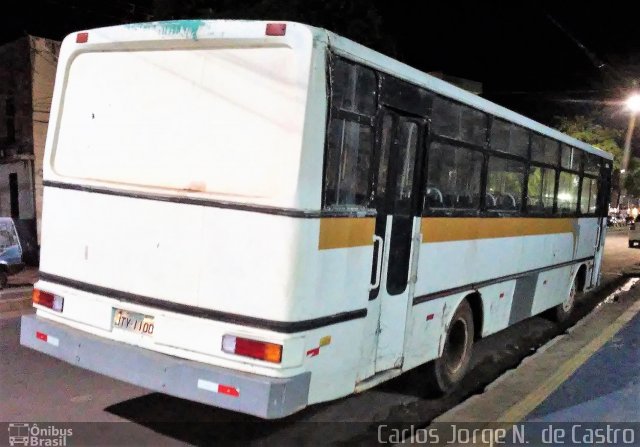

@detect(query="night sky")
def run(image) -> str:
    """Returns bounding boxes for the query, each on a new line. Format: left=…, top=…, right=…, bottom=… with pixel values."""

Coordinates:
left=4, top=1, right=639, bottom=127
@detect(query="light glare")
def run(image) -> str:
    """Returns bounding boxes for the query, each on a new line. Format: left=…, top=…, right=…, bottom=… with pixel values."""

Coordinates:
left=626, top=93, right=640, bottom=112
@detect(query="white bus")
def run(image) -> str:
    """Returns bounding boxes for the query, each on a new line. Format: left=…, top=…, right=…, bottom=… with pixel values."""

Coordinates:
left=21, top=20, right=612, bottom=418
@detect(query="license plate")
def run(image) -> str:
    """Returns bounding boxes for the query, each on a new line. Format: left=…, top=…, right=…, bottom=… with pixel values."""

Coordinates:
left=113, top=309, right=154, bottom=336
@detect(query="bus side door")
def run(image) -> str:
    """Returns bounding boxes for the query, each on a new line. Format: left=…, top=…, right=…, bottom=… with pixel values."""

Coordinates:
left=369, top=109, right=425, bottom=373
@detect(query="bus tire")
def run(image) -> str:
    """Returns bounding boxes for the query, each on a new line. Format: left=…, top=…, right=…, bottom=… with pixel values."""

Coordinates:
left=0, top=271, right=7, bottom=289
left=554, top=275, right=578, bottom=325
left=427, top=300, right=474, bottom=394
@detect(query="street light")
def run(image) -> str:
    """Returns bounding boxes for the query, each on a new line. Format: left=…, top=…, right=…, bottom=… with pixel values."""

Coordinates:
left=627, top=93, right=640, bottom=113
left=618, top=92, right=640, bottom=207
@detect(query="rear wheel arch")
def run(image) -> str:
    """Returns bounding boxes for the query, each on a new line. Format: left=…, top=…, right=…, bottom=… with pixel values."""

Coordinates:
left=441, top=293, right=483, bottom=345
left=465, top=292, right=484, bottom=340
left=428, top=297, right=476, bottom=394
left=553, top=266, right=582, bottom=325
left=575, top=264, right=587, bottom=292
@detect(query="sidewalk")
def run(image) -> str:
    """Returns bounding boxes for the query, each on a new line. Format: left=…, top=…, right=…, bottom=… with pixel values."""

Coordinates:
left=433, top=276, right=640, bottom=425
left=526, top=308, right=640, bottom=422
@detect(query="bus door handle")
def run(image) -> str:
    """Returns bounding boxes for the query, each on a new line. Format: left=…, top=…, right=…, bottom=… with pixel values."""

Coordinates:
left=369, top=235, right=384, bottom=291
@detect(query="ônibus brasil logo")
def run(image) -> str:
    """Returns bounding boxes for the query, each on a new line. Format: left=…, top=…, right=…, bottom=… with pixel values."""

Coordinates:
left=7, top=423, right=72, bottom=447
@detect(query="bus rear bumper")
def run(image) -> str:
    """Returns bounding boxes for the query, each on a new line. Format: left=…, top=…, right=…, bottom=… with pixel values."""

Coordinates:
left=20, top=314, right=311, bottom=419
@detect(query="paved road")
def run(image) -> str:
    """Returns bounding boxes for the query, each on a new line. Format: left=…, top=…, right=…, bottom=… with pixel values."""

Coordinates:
left=602, top=229, right=637, bottom=279
left=1, top=232, right=638, bottom=446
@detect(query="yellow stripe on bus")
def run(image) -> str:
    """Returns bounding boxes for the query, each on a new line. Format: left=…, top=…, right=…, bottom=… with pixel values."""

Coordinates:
left=318, top=217, right=577, bottom=249
left=318, top=217, right=376, bottom=250
left=421, top=217, right=576, bottom=243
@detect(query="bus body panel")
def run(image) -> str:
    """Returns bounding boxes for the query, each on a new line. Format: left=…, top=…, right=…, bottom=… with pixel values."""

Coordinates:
left=574, top=217, right=601, bottom=260
left=415, top=229, right=575, bottom=298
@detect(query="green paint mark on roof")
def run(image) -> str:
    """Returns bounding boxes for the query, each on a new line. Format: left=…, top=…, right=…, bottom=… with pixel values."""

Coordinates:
left=125, top=20, right=206, bottom=40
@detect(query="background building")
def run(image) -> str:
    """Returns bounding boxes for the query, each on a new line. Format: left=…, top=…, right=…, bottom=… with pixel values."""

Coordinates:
left=0, top=35, right=60, bottom=263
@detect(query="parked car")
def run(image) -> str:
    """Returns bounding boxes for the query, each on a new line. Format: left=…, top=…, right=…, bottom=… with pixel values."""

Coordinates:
left=0, top=218, right=25, bottom=288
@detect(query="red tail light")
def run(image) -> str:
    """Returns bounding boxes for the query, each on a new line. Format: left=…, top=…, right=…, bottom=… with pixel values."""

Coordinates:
left=222, top=335, right=282, bottom=363
left=76, top=32, right=89, bottom=43
left=33, top=289, right=64, bottom=312
left=265, top=23, right=286, bottom=36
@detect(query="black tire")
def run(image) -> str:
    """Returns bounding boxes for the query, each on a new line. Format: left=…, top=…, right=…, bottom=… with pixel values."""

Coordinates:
left=0, top=271, right=7, bottom=289
left=629, top=241, right=635, bottom=248
left=554, top=275, right=578, bottom=325
left=426, top=300, right=475, bottom=394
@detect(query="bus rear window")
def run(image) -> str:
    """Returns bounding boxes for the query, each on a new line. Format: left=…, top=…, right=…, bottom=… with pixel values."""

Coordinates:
left=53, top=47, right=307, bottom=202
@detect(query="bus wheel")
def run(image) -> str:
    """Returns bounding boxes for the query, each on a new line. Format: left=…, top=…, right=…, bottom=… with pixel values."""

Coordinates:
left=0, top=271, right=7, bottom=289
left=554, top=275, right=578, bottom=324
left=427, top=300, right=474, bottom=394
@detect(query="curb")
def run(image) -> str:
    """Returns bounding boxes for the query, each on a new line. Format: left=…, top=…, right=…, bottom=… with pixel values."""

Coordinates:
left=607, top=226, right=629, bottom=233
left=622, top=267, right=640, bottom=277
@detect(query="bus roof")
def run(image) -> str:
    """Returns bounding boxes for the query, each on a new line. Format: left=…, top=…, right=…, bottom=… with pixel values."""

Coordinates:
left=321, top=29, right=613, bottom=162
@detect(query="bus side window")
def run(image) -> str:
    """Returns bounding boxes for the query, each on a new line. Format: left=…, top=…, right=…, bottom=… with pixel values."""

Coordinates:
left=323, top=57, right=377, bottom=209
left=431, top=97, right=487, bottom=146
left=426, top=141, right=483, bottom=212
left=527, top=166, right=556, bottom=214
left=583, top=154, right=601, bottom=176
left=324, top=120, right=373, bottom=207
left=329, top=57, right=376, bottom=116
left=531, top=134, right=559, bottom=166
left=580, top=177, right=599, bottom=215
left=557, top=172, right=580, bottom=215
left=561, top=145, right=582, bottom=171
left=490, top=119, right=528, bottom=158
left=486, top=156, right=526, bottom=212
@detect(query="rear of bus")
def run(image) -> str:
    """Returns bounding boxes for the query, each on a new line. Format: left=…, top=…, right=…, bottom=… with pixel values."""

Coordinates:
left=20, top=21, right=336, bottom=418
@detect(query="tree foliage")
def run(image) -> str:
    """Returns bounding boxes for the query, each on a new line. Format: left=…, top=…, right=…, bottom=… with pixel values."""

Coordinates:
left=556, top=114, right=640, bottom=199
left=623, top=166, right=640, bottom=197
left=556, top=115, right=624, bottom=170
